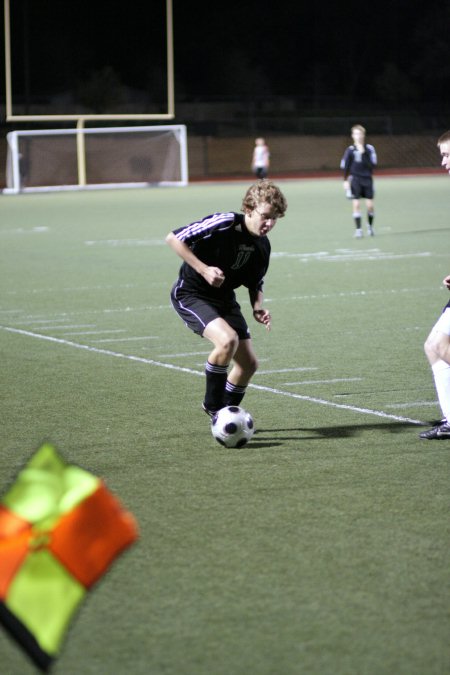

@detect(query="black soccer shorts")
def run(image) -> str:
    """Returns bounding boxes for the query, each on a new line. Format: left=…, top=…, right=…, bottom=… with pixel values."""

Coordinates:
left=170, top=283, right=250, bottom=339
left=350, top=176, right=374, bottom=199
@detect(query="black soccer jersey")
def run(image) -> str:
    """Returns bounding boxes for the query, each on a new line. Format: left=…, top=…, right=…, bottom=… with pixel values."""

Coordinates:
left=171, top=212, right=270, bottom=300
left=340, top=144, right=377, bottom=179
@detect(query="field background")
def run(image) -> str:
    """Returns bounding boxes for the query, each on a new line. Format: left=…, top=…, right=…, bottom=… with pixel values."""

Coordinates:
left=1, top=176, right=449, bottom=674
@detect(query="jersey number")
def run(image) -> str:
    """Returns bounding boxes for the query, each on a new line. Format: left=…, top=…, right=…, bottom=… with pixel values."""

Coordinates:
left=231, top=246, right=254, bottom=270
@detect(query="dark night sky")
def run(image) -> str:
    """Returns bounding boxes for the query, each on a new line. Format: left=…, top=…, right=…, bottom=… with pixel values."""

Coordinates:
left=172, top=0, right=450, bottom=105
left=3, top=0, right=450, bottom=112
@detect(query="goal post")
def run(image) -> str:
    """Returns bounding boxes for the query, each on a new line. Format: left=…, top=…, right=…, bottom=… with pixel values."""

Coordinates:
left=4, top=125, right=189, bottom=194
left=4, top=0, right=175, bottom=122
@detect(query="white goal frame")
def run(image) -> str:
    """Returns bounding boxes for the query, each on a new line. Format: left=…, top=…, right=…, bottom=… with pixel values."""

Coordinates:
left=4, top=125, right=189, bottom=194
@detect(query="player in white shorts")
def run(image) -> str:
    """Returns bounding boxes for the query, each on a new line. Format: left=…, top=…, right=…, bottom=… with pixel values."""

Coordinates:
left=419, top=130, right=450, bottom=439
left=420, top=292, right=450, bottom=439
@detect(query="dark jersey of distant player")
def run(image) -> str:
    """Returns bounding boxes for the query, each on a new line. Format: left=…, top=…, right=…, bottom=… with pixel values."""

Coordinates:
left=171, top=212, right=270, bottom=301
left=340, top=144, right=377, bottom=179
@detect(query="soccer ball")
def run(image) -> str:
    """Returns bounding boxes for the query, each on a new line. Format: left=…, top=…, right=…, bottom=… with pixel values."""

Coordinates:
left=211, top=405, right=255, bottom=448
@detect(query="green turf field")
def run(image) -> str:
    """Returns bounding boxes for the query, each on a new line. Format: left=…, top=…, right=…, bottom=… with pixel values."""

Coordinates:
left=1, top=176, right=449, bottom=674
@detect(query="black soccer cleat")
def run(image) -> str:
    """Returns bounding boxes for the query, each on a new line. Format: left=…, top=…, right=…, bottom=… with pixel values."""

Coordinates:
left=202, top=402, right=218, bottom=418
left=419, top=422, right=450, bottom=440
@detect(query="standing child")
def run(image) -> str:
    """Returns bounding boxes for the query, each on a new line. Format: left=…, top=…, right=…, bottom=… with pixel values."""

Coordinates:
left=252, top=138, right=270, bottom=179
left=340, top=125, right=377, bottom=237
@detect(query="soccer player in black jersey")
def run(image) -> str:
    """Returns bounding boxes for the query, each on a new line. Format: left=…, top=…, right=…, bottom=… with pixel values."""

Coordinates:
left=419, top=131, right=450, bottom=439
left=166, top=179, right=288, bottom=417
left=340, top=125, right=377, bottom=238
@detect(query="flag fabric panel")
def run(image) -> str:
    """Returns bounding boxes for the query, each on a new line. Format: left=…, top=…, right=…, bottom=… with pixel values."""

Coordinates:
left=0, top=443, right=138, bottom=672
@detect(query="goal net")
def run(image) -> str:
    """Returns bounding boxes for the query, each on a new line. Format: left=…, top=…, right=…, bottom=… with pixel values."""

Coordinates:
left=4, top=125, right=188, bottom=194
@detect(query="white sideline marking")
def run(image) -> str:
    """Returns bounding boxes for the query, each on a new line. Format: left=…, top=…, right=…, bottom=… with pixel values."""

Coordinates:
left=59, top=329, right=126, bottom=336
left=284, top=378, right=363, bottom=386
left=248, top=382, right=424, bottom=425
left=0, top=326, right=201, bottom=376
left=90, top=336, right=159, bottom=343
left=386, top=401, right=438, bottom=409
left=37, top=324, right=96, bottom=331
left=286, top=287, right=440, bottom=302
left=0, top=226, right=49, bottom=235
left=2, top=285, right=443, bottom=322
left=255, top=367, right=318, bottom=375
left=11, top=318, right=72, bottom=325
left=60, top=330, right=127, bottom=337
left=0, top=324, right=425, bottom=426
left=8, top=305, right=170, bottom=319
left=272, top=250, right=432, bottom=263
left=158, top=351, right=211, bottom=357
left=85, top=239, right=165, bottom=247
left=5, top=284, right=139, bottom=296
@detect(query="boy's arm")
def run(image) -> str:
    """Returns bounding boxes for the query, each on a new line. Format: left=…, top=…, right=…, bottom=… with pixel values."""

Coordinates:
left=165, top=232, right=225, bottom=287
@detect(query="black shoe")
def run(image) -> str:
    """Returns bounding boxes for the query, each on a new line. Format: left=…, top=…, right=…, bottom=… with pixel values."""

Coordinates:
left=202, top=402, right=217, bottom=418
left=419, top=422, right=450, bottom=439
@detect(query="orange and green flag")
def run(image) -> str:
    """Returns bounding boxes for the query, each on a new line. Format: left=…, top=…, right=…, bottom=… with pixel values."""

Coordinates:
left=0, top=443, right=138, bottom=672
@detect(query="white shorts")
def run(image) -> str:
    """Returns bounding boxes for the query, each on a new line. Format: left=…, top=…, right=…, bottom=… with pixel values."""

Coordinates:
left=432, top=307, right=450, bottom=336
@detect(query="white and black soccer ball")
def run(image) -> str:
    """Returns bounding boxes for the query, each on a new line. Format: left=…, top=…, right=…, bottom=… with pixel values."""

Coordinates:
left=211, top=405, right=255, bottom=448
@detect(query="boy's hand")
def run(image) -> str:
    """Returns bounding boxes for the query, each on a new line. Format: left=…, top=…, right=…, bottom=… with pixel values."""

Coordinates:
left=204, top=266, right=225, bottom=287
left=253, top=308, right=271, bottom=331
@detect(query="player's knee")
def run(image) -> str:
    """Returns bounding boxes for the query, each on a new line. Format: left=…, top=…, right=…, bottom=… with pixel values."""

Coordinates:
left=424, top=333, right=436, bottom=356
left=219, top=331, right=239, bottom=358
left=424, top=332, right=450, bottom=363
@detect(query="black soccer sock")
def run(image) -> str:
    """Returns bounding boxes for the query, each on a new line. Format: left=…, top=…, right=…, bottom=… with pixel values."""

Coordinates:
left=204, top=362, right=228, bottom=412
left=354, top=214, right=362, bottom=229
left=368, top=211, right=374, bottom=225
left=224, top=381, right=247, bottom=407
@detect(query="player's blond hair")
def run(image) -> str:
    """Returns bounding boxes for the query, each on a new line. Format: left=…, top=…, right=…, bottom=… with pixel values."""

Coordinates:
left=437, top=130, right=450, bottom=147
left=351, top=124, right=366, bottom=135
left=242, top=180, right=288, bottom=218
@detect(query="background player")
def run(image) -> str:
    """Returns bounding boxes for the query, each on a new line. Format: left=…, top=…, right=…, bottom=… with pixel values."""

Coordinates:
left=252, top=138, right=270, bottom=179
left=340, top=125, right=377, bottom=237
left=166, top=180, right=287, bottom=417
left=420, top=130, right=450, bottom=439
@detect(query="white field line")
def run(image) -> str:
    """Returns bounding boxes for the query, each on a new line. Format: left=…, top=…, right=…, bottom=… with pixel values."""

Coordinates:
left=7, top=318, right=74, bottom=325
left=36, top=324, right=96, bottom=331
left=283, top=377, right=363, bottom=386
left=58, top=329, right=126, bottom=336
left=85, top=239, right=165, bottom=247
left=272, top=250, right=433, bottom=262
left=0, top=305, right=170, bottom=320
left=247, top=382, right=425, bottom=425
left=90, top=336, right=159, bottom=343
left=0, top=226, right=49, bottom=235
left=1, top=285, right=444, bottom=324
left=4, top=283, right=139, bottom=296
left=157, top=351, right=211, bottom=357
left=1, top=324, right=425, bottom=426
left=255, top=367, right=318, bottom=375
left=285, top=287, right=441, bottom=302
left=3, top=284, right=443, bottom=309
left=0, top=309, right=26, bottom=315
left=386, top=401, right=438, bottom=409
